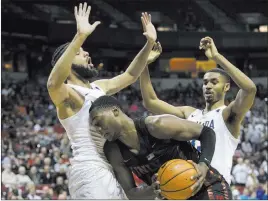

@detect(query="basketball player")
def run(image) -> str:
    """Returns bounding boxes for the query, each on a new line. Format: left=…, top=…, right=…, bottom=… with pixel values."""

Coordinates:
left=88, top=95, right=230, bottom=200
left=47, top=2, right=157, bottom=199
left=139, top=38, right=256, bottom=199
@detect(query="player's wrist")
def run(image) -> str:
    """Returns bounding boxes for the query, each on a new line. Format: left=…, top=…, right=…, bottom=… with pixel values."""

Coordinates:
left=198, top=159, right=210, bottom=170
left=212, top=53, right=222, bottom=62
left=76, top=32, right=90, bottom=38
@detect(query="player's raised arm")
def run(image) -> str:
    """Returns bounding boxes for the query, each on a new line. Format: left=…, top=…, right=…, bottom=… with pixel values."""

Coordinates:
left=200, top=37, right=256, bottom=127
left=104, top=141, right=156, bottom=200
left=140, top=42, right=195, bottom=118
left=47, top=3, right=100, bottom=105
left=93, top=12, right=157, bottom=95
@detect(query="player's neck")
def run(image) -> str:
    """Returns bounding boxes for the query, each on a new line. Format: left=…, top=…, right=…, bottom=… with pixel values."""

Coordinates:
left=67, top=73, right=91, bottom=88
left=205, top=99, right=225, bottom=112
left=119, top=118, right=140, bottom=153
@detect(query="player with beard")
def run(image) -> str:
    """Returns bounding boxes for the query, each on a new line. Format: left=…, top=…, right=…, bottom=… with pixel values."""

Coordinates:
left=139, top=39, right=256, bottom=199
left=88, top=95, right=230, bottom=200
left=47, top=2, right=157, bottom=199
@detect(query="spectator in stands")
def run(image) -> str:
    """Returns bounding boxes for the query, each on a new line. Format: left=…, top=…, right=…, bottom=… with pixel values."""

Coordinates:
left=232, top=158, right=249, bottom=192
left=54, top=176, right=68, bottom=196
left=40, top=165, right=54, bottom=184
left=1, top=163, right=17, bottom=188
left=16, top=166, right=33, bottom=187
left=257, top=168, right=268, bottom=184
left=26, top=183, right=41, bottom=200
left=28, top=166, right=40, bottom=185
left=241, top=139, right=253, bottom=157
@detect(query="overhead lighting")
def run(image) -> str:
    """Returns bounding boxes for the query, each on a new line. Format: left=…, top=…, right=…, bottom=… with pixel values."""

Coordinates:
left=259, top=25, right=268, bottom=32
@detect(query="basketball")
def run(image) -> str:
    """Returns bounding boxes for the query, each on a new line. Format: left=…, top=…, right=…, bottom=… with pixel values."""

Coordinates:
left=157, top=159, right=198, bottom=200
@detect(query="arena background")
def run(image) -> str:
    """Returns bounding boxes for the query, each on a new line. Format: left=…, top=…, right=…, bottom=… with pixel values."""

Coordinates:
left=1, top=0, right=267, bottom=199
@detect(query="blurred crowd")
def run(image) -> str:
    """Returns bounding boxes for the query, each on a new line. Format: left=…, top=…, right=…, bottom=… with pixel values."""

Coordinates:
left=1, top=77, right=267, bottom=200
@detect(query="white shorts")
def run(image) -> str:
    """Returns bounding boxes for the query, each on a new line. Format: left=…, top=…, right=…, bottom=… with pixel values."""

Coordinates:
left=68, top=163, right=127, bottom=199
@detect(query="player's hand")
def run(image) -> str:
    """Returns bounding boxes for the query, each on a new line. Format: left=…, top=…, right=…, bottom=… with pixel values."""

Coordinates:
left=152, top=173, right=165, bottom=200
left=141, top=12, right=157, bottom=44
left=147, top=42, right=162, bottom=65
left=187, top=160, right=208, bottom=197
left=199, top=37, right=220, bottom=60
left=75, top=2, right=101, bottom=36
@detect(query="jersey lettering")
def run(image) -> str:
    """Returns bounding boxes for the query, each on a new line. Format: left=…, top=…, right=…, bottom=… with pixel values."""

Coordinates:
left=196, top=120, right=215, bottom=129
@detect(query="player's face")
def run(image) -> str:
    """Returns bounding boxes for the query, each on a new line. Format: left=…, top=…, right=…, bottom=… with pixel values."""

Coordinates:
left=202, top=72, right=229, bottom=104
left=72, top=47, right=98, bottom=79
left=90, top=109, right=122, bottom=141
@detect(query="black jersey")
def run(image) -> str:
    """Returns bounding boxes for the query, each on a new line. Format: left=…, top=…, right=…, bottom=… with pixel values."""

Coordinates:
left=104, top=117, right=225, bottom=190
left=115, top=117, right=200, bottom=184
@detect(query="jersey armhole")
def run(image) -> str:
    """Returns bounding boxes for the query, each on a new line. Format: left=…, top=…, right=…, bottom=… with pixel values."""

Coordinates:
left=90, top=83, right=106, bottom=95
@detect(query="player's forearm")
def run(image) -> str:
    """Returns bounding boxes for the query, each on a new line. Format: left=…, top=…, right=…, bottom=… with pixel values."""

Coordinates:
left=140, top=67, right=158, bottom=103
left=127, top=186, right=156, bottom=200
left=198, top=126, right=216, bottom=166
left=47, top=33, right=88, bottom=89
left=214, top=54, right=256, bottom=92
left=125, top=41, right=154, bottom=79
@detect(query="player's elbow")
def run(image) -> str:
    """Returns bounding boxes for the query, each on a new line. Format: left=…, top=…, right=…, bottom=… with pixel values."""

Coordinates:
left=47, top=78, right=61, bottom=91
left=142, top=99, right=158, bottom=112
left=125, top=72, right=138, bottom=84
left=248, top=84, right=257, bottom=93
left=47, top=79, right=55, bottom=90
left=142, top=100, right=152, bottom=109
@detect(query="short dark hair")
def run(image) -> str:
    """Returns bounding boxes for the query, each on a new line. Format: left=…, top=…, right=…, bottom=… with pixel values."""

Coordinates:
left=51, top=42, right=70, bottom=66
left=206, top=67, right=230, bottom=83
left=89, top=95, right=122, bottom=113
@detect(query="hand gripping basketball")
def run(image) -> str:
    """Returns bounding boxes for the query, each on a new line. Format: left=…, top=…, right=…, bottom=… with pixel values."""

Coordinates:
left=152, top=173, right=165, bottom=200
left=187, top=160, right=209, bottom=197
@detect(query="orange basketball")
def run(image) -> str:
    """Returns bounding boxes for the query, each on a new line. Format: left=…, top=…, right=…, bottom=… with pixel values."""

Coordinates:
left=157, top=159, right=198, bottom=200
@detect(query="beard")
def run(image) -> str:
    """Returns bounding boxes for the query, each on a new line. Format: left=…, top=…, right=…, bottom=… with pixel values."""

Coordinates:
left=72, top=64, right=98, bottom=80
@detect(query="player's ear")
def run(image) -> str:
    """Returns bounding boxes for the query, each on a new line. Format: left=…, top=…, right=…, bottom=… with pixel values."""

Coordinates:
left=224, top=83, right=230, bottom=92
left=112, top=107, right=119, bottom=117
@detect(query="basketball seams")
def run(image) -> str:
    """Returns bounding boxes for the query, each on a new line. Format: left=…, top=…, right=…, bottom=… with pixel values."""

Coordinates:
left=160, top=167, right=195, bottom=187
left=161, top=180, right=196, bottom=192
left=158, top=160, right=180, bottom=182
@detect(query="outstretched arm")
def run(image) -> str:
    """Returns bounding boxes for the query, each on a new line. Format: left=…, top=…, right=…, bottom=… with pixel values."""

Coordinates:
left=140, top=42, right=195, bottom=118
left=200, top=37, right=256, bottom=127
left=94, top=12, right=157, bottom=95
left=104, top=142, right=156, bottom=200
left=145, top=115, right=216, bottom=167
left=47, top=3, right=100, bottom=106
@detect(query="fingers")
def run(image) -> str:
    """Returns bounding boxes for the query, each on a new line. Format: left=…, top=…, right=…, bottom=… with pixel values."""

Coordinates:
left=78, top=3, right=83, bottom=16
left=191, top=177, right=205, bottom=196
left=141, top=16, right=146, bottom=32
left=152, top=173, right=158, bottom=183
left=157, top=42, right=162, bottom=53
left=141, top=12, right=151, bottom=27
left=75, top=2, right=91, bottom=17
left=82, top=2, right=87, bottom=16
left=152, top=181, right=160, bottom=190
left=86, top=5, right=91, bottom=17
left=200, top=36, right=214, bottom=49
left=187, top=160, right=201, bottom=181
left=142, top=12, right=149, bottom=24
left=74, top=6, right=78, bottom=18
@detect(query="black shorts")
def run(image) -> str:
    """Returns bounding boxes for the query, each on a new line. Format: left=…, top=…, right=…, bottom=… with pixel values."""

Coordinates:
left=189, top=180, right=233, bottom=200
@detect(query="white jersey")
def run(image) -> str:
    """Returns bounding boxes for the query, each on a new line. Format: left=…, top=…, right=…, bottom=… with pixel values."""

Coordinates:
left=58, top=83, right=126, bottom=199
left=187, top=105, right=239, bottom=184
